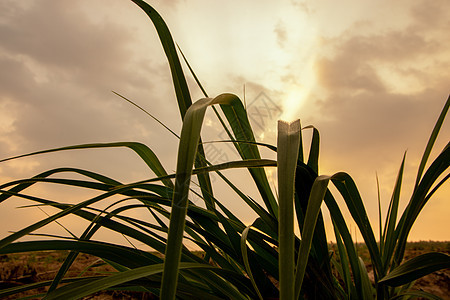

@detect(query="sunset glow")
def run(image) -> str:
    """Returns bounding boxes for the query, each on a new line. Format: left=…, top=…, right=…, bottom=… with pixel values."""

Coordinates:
left=0, top=0, right=449, bottom=244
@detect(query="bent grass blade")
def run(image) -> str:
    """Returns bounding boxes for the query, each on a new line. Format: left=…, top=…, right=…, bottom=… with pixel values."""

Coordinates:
left=161, top=93, right=255, bottom=300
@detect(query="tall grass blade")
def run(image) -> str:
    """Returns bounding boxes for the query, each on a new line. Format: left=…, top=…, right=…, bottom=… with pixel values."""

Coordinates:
left=179, top=39, right=277, bottom=217
left=376, top=173, right=384, bottom=253
left=382, top=153, right=406, bottom=270
left=392, top=96, right=450, bottom=265
left=220, top=99, right=278, bottom=216
left=358, top=257, right=375, bottom=299
left=130, top=0, right=216, bottom=213
left=112, top=91, right=179, bottom=138
left=0, top=277, right=98, bottom=299
left=187, top=269, right=252, bottom=300
left=130, top=0, right=191, bottom=118
left=389, top=290, right=442, bottom=300
left=301, top=125, right=333, bottom=284
left=294, top=175, right=330, bottom=299
left=414, top=95, right=450, bottom=189
left=0, top=185, right=175, bottom=255
left=379, top=252, right=450, bottom=287
left=0, top=240, right=162, bottom=268
left=324, top=182, right=369, bottom=297
left=394, top=143, right=449, bottom=265
left=305, top=125, right=320, bottom=174
left=241, top=225, right=264, bottom=300
left=177, top=44, right=208, bottom=98
left=44, top=263, right=215, bottom=300
left=332, top=220, right=356, bottom=298
left=48, top=200, right=134, bottom=293
left=332, top=173, right=382, bottom=275
left=0, top=186, right=137, bottom=249
left=0, top=142, right=174, bottom=188
left=277, top=120, right=301, bottom=300
left=161, top=93, right=252, bottom=299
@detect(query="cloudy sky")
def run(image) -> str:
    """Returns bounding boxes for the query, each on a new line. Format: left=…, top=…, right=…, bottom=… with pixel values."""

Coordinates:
left=0, top=0, right=449, bottom=244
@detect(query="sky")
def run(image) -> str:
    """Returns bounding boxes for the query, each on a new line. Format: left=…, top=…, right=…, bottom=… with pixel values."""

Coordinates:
left=0, top=0, right=449, bottom=246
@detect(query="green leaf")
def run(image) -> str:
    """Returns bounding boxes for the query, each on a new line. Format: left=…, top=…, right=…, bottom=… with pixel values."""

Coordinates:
left=332, top=221, right=356, bottom=298
left=277, top=120, right=301, bottom=300
left=389, top=290, right=443, bottom=300
left=332, top=172, right=383, bottom=276
left=0, top=277, right=101, bottom=299
left=130, top=0, right=191, bottom=118
left=358, top=257, right=374, bottom=299
left=379, top=252, right=450, bottom=287
left=323, top=187, right=363, bottom=298
left=304, top=125, right=320, bottom=174
left=415, top=95, right=450, bottom=188
left=0, top=240, right=161, bottom=268
left=220, top=95, right=278, bottom=216
left=161, top=93, right=255, bottom=300
left=294, top=175, right=330, bottom=299
left=240, top=225, right=264, bottom=300
left=394, top=144, right=450, bottom=265
left=44, top=263, right=216, bottom=300
left=0, top=142, right=174, bottom=188
left=130, top=0, right=216, bottom=214
left=382, top=153, right=405, bottom=271
left=376, top=174, right=384, bottom=254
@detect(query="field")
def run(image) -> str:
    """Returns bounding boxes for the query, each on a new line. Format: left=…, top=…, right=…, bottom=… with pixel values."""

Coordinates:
left=0, top=1, right=449, bottom=299
left=331, top=241, right=450, bottom=300
left=1, top=241, right=449, bottom=299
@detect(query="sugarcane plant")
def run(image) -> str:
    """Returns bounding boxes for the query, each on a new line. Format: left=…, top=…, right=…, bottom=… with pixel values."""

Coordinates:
left=0, top=1, right=449, bottom=299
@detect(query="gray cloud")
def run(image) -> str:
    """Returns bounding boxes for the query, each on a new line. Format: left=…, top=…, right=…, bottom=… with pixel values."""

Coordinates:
left=315, top=55, right=386, bottom=93
left=0, top=1, right=182, bottom=181
left=0, top=1, right=183, bottom=239
left=295, top=0, right=450, bottom=230
left=274, top=20, right=288, bottom=48
left=310, top=0, right=449, bottom=137
left=290, top=0, right=311, bottom=14
left=409, top=0, right=450, bottom=31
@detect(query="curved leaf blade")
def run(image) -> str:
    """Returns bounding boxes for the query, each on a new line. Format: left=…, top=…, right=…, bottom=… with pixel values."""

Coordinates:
left=44, top=262, right=216, bottom=300
left=379, top=252, right=450, bottom=287
left=294, top=175, right=330, bottom=299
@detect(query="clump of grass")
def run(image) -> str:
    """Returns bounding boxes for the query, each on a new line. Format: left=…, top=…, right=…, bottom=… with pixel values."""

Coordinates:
left=0, top=1, right=449, bottom=299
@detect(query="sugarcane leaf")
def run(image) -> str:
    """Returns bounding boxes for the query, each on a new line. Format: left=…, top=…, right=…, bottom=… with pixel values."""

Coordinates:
left=240, top=225, right=264, bottom=300
left=358, top=257, right=375, bottom=299
left=415, top=95, right=450, bottom=188
left=294, top=175, right=330, bottom=299
left=379, top=252, right=450, bottom=287
left=277, top=119, right=301, bottom=300
left=0, top=142, right=173, bottom=188
left=382, top=153, right=406, bottom=271
left=44, top=262, right=216, bottom=300
left=161, top=93, right=260, bottom=299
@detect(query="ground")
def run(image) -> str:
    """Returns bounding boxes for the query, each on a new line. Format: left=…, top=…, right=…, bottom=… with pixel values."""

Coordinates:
left=1, top=241, right=449, bottom=299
